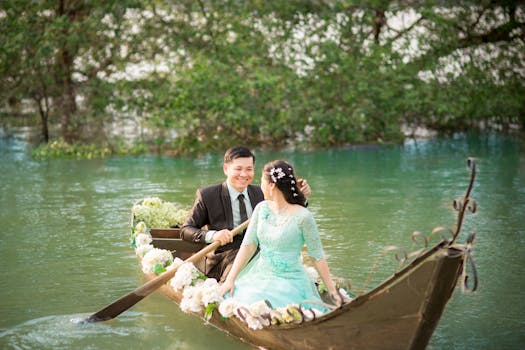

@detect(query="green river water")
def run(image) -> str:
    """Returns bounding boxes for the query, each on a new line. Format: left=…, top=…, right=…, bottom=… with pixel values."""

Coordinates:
left=0, top=130, right=524, bottom=349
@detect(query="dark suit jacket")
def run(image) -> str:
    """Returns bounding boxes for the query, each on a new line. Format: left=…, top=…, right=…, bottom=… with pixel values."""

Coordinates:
left=180, top=182, right=264, bottom=280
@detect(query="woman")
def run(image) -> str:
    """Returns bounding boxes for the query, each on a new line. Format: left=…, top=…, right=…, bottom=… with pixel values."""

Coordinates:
left=219, top=160, right=341, bottom=310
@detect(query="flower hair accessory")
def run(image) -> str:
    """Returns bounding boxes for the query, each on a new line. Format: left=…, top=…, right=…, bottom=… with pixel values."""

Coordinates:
left=269, top=167, right=286, bottom=183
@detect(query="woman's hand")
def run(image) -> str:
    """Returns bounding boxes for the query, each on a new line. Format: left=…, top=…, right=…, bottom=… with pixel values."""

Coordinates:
left=220, top=279, right=235, bottom=297
left=329, top=290, right=343, bottom=307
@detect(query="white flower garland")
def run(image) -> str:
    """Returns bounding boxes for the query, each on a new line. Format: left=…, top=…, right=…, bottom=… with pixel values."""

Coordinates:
left=167, top=261, right=354, bottom=330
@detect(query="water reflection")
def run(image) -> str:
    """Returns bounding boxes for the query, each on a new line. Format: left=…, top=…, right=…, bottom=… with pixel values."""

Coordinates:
left=2, top=314, right=126, bottom=348
left=0, top=312, right=194, bottom=350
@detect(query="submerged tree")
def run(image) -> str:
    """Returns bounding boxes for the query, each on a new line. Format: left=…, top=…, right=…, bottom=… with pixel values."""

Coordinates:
left=0, top=0, right=150, bottom=143
left=1, top=1, right=523, bottom=153
left=125, top=0, right=524, bottom=150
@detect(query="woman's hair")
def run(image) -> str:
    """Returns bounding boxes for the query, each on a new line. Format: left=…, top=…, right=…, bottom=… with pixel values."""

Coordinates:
left=263, top=160, right=306, bottom=207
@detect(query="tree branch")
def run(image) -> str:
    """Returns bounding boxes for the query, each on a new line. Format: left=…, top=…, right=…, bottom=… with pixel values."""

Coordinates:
left=459, top=19, right=525, bottom=48
left=388, top=15, right=426, bottom=43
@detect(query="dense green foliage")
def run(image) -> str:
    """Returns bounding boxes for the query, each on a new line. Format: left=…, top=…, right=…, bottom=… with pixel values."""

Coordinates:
left=1, top=1, right=524, bottom=157
left=31, top=137, right=147, bottom=159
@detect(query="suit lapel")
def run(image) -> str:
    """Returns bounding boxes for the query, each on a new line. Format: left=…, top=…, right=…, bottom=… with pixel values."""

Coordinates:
left=247, top=184, right=263, bottom=209
left=221, top=182, right=234, bottom=229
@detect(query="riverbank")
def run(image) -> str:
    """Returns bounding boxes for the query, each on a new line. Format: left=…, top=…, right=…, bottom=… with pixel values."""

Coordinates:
left=1, top=120, right=523, bottom=160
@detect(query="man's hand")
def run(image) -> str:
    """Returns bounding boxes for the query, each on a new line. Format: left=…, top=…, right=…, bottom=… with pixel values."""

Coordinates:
left=213, top=229, right=233, bottom=245
left=298, top=178, right=311, bottom=198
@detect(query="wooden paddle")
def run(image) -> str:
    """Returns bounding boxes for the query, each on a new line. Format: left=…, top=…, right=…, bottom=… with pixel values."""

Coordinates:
left=85, top=220, right=250, bottom=323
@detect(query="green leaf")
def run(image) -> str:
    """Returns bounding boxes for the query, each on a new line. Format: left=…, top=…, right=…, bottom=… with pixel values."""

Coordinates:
left=205, top=302, right=218, bottom=321
left=153, top=263, right=166, bottom=275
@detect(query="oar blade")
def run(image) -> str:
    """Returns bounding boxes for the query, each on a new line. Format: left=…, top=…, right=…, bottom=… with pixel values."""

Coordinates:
left=86, top=292, right=144, bottom=323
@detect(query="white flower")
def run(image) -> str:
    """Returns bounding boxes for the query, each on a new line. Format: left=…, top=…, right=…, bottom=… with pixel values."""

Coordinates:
left=245, top=315, right=264, bottom=330
left=269, top=167, right=286, bottom=182
left=135, top=233, right=152, bottom=247
left=142, top=197, right=163, bottom=207
left=135, top=244, right=153, bottom=257
left=141, top=248, right=173, bottom=274
left=200, top=278, right=223, bottom=306
left=132, top=197, right=189, bottom=228
left=135, top=221, right=147, bottom=235
left=166, top=257, right=184, bottom=271
left=248, top=300, right=271, bottom=317
left=170, top=262, right=201, bottom=291
left=218, top=298, right=239, bottom=318
left=180, top=284, right=204, bottom=313
left=178, top=277, right=223, bottom=316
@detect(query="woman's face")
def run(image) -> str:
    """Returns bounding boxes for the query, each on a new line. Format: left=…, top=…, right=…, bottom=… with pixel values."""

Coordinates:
left=260, top=174, right=272, bottom=199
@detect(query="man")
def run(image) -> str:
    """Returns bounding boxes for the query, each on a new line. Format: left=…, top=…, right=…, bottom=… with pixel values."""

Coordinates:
left=180, top=146, right=310, bottom=281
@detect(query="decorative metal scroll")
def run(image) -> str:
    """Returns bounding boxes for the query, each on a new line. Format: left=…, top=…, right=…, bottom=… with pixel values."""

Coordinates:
left=360, top=245, right=409, bottom=292
left=461, top=232, right=478, bottom=292
left=450, top=157, right=478, bottom=245
left=360, top=158, right=479, bottom=294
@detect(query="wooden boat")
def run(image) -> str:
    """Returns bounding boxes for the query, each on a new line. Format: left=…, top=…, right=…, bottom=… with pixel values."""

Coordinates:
left=136, top=159, right=479, bottom=350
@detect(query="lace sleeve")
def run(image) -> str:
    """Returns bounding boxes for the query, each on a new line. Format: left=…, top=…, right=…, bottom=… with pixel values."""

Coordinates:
left=241, top=202, right=262, bottom=246
left=301, top=210, right=325, bottom=260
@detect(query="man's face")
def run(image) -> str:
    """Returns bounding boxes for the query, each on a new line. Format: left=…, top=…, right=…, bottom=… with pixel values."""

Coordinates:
left=223, top=157, right=255, bottom=192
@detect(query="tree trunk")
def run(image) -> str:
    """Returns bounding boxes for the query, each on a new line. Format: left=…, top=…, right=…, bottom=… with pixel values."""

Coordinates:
left=60, top=51, right=77, bottom=143
left=33, top=93, right=49, bottom=143
left=39, top=102, right=49, bottom=144
left=34, top=67, right=52, bottom=143
left=373, top=9, right=385, bottom=44
left=56, top=0, right=78, bottom=143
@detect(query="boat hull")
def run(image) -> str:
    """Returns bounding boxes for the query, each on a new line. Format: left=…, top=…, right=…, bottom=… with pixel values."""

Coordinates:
left=145, top=232, right=465, bottom=350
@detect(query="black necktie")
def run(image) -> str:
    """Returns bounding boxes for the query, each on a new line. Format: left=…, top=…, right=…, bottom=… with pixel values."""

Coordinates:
left=238, top=194, right=248, bottom=223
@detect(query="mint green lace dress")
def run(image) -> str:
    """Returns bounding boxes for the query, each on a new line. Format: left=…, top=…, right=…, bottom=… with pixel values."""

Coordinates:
left=229, top=200, right=327, bottom=311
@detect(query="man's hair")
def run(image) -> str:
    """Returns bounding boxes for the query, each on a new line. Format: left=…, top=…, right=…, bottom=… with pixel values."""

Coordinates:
left=224, top=146, right=255, bottom=164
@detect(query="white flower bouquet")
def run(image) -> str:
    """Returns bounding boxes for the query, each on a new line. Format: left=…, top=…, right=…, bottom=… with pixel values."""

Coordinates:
left=135, top=233, right=152, bottom=247
left=131, top=197, right=189, bottom=229
left=170, top=262, right=205, bottom=291
left=141, top=247, right=174, bottom=274
left=130, top=221, right=152, bottom=248
left=172, top=266, right=223, bottom=320
left=135, top=243, right=154, bottom=257
left=218, top=298, right=240, bottom=318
